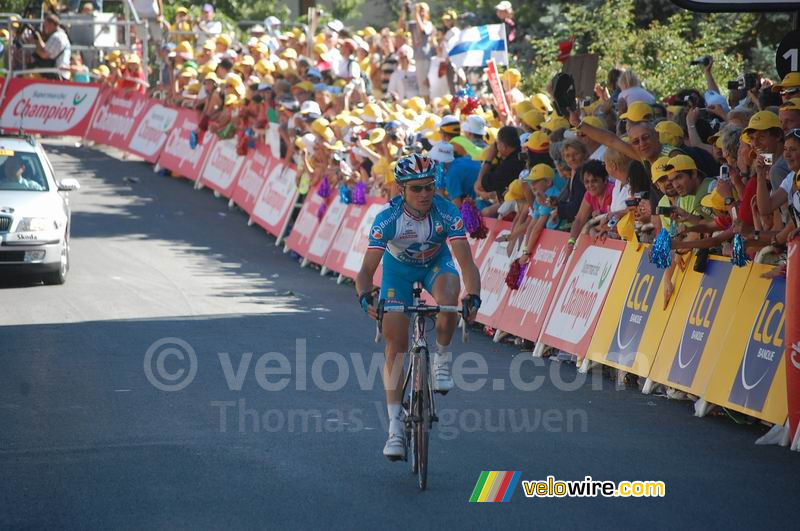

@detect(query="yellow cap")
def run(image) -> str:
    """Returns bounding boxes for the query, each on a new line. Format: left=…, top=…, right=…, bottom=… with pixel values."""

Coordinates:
left=501, top=68, right=522, bottom=88
left=281, top=48, right=298, bottom=60
left=772, top=71, right=800, bottom=92
left=513, top=100, right=533, bottom=116
left=743, top=111, right=781, bottom=134
left=292, top=81, right=314, bottom=93
left=238, top=55, right=255, bottom=66
left=203, top=72, right=221, bottom=84
left=521, top=109, right=545, bottom=130
left=651, top=156, right=672, bottom=183
left=522, top=163, right=555, bottom=182
left=311, top=117, right=331, bottom=137
left=175, top=6, right=188, bottom=14
left=367, top=128, right=386, bottom=144
left=582, top=115, right=605, bottom=130
left=662, top=154, right=698, bottom=174
left=179, top=67, right=197, bottom=78
left=619, top=101, right=653, bottom=122
left=91, top=64, right=110, bottom=77
left=525, top=130, right=550, bottom=153
left=254, top=59, right=273, bottom=75
left=700, top=188, right=727, bottom=211
left=224, top=94, right=240, bottom=107
left=780, top=98, right=800, bottom=111
left=216, top=34, right=232, bottom=47
left=184, top=80, right=201, bottom=94
left=531, top=93, right=553, bottom=113
left=323, top=140, right=347, bottom=151
left=407, top=96, right=427, bottom=114
left=504, top=179, right=527, bottom=202
left=655, top=120, right=683, bottom=137
left=126, top=53, right=141, bottom=64
left=542, top=116, right=569, bottom=132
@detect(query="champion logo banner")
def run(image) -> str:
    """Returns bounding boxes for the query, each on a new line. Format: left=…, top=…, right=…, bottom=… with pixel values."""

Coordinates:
left=469, top=471, right=521, bottom=502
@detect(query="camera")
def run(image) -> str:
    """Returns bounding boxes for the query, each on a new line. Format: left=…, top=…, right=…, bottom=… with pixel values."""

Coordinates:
left=634, top=191, right=649, bottom=200
left=744, top=73, right=759, bottom=91
left=689, top=56, right=711, bottom=67
left=727, top=80, right=741, bottom=91
left=625, top=198, right=641, bottom=207
left=683, top=93, right=701, bottom=107
left=719, top=164, right=730, bottom=181
left=760, top=153, right=773, bottom=166
left=656, top=206, right=675, bottom=216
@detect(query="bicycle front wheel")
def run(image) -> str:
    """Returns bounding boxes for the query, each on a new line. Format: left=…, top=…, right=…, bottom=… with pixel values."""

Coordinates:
left=413, top=347, right=430, bottom=491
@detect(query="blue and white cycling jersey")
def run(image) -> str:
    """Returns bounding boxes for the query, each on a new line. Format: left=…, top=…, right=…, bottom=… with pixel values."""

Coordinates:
left=367, top=194, right=467, bottom=267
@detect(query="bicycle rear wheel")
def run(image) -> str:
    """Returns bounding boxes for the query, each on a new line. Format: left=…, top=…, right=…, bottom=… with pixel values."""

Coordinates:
left=414, top=347, right=430, bottom=490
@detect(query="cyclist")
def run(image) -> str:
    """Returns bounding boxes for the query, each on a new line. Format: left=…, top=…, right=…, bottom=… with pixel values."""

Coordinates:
left=356, top=153, right=482, bottom=460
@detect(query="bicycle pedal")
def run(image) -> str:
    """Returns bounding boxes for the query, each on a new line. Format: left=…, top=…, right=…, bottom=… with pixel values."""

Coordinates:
left=385, top=454, right=403, bottom=462
left=431, top=415, right=438, bottom=423
left=434, top=389, right=449, bottom=395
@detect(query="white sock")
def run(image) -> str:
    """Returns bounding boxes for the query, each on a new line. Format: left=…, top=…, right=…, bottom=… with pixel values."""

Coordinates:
left=387, top=403, right=402, bottom=424
left=434, top=343, right=450, bottom=365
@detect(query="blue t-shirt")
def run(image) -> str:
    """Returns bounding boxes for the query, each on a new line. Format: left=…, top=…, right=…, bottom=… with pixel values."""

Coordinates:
left=368, top=194, right=467, bottom=267
left=443, top=155, right=481, bottom=201
left=530, top=177, right=566, bottom=220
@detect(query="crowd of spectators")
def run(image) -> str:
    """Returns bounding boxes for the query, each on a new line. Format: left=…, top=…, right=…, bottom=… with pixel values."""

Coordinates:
left=2, top=2, right=798, bottom=287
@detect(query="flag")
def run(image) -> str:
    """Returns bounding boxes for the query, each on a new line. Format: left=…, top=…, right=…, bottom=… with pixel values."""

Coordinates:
left=446, top=24, right=508, bottom=69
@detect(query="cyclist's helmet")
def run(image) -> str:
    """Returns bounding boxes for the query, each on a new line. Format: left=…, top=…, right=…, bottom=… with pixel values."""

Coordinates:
left=394, top=153, right=437, bottom=184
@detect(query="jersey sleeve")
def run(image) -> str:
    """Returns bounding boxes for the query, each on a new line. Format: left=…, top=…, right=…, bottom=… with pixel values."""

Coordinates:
left=440, top=198, right=467, bottom=242
left=367, top=207, right=395, bottom=250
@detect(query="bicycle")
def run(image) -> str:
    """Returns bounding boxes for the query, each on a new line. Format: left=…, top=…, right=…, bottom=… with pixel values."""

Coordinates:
left=376, top=281, right=469, bottom=491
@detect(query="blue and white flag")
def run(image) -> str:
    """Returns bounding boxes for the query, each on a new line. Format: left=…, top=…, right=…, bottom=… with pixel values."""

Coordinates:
left=446, top=24, right=508, bottom=69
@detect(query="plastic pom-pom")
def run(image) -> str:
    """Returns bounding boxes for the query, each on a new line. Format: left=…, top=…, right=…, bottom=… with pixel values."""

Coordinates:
left=505, top=260, right=528, bottom=290
left=189, top=130, right=198, bottom=150
left=459, top=198, right=488, bottom=239
left=650, top=228, right=672, bottom=269
left=353, top=181, right=367, bottom=205
left=318, top=177, right=330, bottom=198
left=338, top=183, right=352, bottom=204
left=731, top=233, right=748, bottom=267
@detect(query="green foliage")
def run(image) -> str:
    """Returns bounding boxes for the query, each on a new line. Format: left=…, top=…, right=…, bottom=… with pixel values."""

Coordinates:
left=516, top=0, right=758, bottom=100
left=330, top=0, right=366, bottom=22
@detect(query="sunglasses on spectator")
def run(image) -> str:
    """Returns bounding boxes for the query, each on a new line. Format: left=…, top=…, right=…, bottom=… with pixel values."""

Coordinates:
left=630, top=133, right=652, bottom=146
left=785, top=128, right=800, bottom=141
left=406, top=183, right=435, bottom=193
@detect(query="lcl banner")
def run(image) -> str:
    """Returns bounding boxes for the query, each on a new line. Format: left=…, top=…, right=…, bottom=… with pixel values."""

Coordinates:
left=585, top=243, right=685, bottom=377
left=649, top=255, right=749, bottom=398
left=538, top=235, right=626, bottom=359
left=85, top=87, right=150, bottom=150
left=704, top=265, right=787, bottom=425
left=0, top=78, right=101, bottom=136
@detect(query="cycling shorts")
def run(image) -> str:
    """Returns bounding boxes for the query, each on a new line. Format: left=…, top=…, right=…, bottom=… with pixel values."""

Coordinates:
left=380, top=249, right=459, bottom=307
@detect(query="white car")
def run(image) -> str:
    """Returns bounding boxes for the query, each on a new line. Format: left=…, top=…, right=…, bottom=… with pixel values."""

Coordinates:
left=0, top=134, right=79, bottom=284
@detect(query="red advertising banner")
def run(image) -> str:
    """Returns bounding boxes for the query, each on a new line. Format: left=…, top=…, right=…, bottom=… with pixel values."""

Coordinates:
left=485, top=59, right=511, bottom=124
left=340, top=200, right=386, bottom=280
left=197, top=138, right=246, bottom=198
left=474, top=221, right=514, bottom=328
left=306, top=198, right=349, bottom=267
left=786, top=240, right=800, bottom=447
left=0, top=77, right=101, bottom=136
left=231, top=144, right=278, bottom=215
left=85, top=87, right=150, bottom=150
left=323, top=203, right=373, bottom=276
left=126, top=101, right=179, bottom=163
left=156, top=108, right=213, bottom=182
left=539, top=236, right=626, bottom=358
left=250, top=163, right=299, bottom=240
left=284, top=183, right=327, bottom=257
left=495, top=230, right=571, bottom=341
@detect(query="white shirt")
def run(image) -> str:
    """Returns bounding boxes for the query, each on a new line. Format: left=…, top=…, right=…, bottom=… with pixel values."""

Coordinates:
left=44, top=28, right=70, bottom=76
left=387, top=66, right=419, bottom=100
left=610, top=178, right=631, bottom=212
left=589, top=145, right=607, bottom=161
left=195, top=19, right=223, bottom=47
left=131, top=0, right=160, bottom=19
left=427, top=57, right=450, bottom=100
left=620, top=86, right=656, bottom=105
left=780, top=170, right=795, bottom=195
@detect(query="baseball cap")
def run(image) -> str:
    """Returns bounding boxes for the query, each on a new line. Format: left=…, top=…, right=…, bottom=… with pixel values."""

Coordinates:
left=522, top=164, right=555, bottom=182
left=780, top=98, right=800, bottom=111
left=521, top=109, right=545, bottom=130
left=703, top=90, right=730, bottom=113
left=743, top=111, right=781, bottom=134
left=772, top=72, right=800, bottom=93
left=203, top=3, right=214, bottom=12
left=662, top=154, right=698, bottom=174
left=439, top=115, right=461, bottom=136
left=300, top=100, right=322, bottom=116
left=429, top=141, right=455, bottom=163
left=495, top=1, right=513, bottom=11
left=525, top=131, right=550, bottom=153
left=327, top=19, right=344, bottom=34
left=651, top=156, right=672, bottom=183
left=619, top=101, right=653, bottom=122
left=541, top=116, right=569, bottom=132
left=700, top=188, right=727, bottom=211
left=504, top=179, right=526, bottom=202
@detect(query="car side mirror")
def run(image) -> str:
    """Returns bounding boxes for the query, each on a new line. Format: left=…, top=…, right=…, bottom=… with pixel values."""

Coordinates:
left=57, top=178, right=80, bottom=192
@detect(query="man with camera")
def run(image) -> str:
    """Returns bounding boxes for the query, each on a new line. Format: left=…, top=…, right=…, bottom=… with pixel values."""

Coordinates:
left=32, top=14, right=71, bottom=80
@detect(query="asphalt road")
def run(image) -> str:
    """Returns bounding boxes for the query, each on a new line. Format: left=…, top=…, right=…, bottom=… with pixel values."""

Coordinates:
left=1, top=140, right=798, bottom=530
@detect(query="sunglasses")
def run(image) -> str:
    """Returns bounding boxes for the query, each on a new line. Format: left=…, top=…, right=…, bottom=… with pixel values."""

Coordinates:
left=785, top=128, right=800, bottom=141
left=406, top=183, right=435, bottom=193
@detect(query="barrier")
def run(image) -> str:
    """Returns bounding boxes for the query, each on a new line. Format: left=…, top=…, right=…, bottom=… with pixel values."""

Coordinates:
left=786, top=241, right=800, bottom=449
left=647, top=255, right=750, bottom=398
left=16, top=78, right=797, bottom=448
left=537, top=235, right=626, bottom=360
left=703, top=266, right=787, bottom=425
left=585, top=243, right=685, bottom=377
left=493, top=230, right=571, bottom=343
left=0, top=78, right=101, bottom=136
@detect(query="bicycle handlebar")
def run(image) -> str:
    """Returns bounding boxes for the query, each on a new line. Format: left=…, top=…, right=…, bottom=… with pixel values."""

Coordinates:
left=374, top=299, right=470, bottom=344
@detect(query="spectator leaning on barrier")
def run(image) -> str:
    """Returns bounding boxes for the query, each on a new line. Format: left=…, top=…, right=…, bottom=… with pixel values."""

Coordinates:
left=32, top=14, right=71, bottom=80
left=475, top=125, right=524, bottom=208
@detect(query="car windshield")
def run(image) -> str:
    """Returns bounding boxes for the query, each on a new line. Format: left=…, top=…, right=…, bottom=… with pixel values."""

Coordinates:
left=0, top=151, right=49, bottom=192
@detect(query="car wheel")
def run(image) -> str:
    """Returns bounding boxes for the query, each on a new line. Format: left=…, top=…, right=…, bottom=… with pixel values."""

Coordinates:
left=43, top=239, right=69, bottom=285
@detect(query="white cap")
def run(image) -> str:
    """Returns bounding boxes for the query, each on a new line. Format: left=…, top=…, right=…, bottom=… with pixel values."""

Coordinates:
left=440, top=114, right=460, bottom=127
left=495, top=1, right=513, bottom=11
left=327, top=19, right=344, bottom=34
left=264, top=16, right=281, bottom=27
left=300, top=100, right=322, bottom=116
left=462, top=115, right=487, bottom=136
left=428, top=141, right=455, bottom=163
left=397, top=44, right=414, bottom=58
left=299, top=133, right=316, bottom=151
left=704, top=90, right=730, bottom=114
